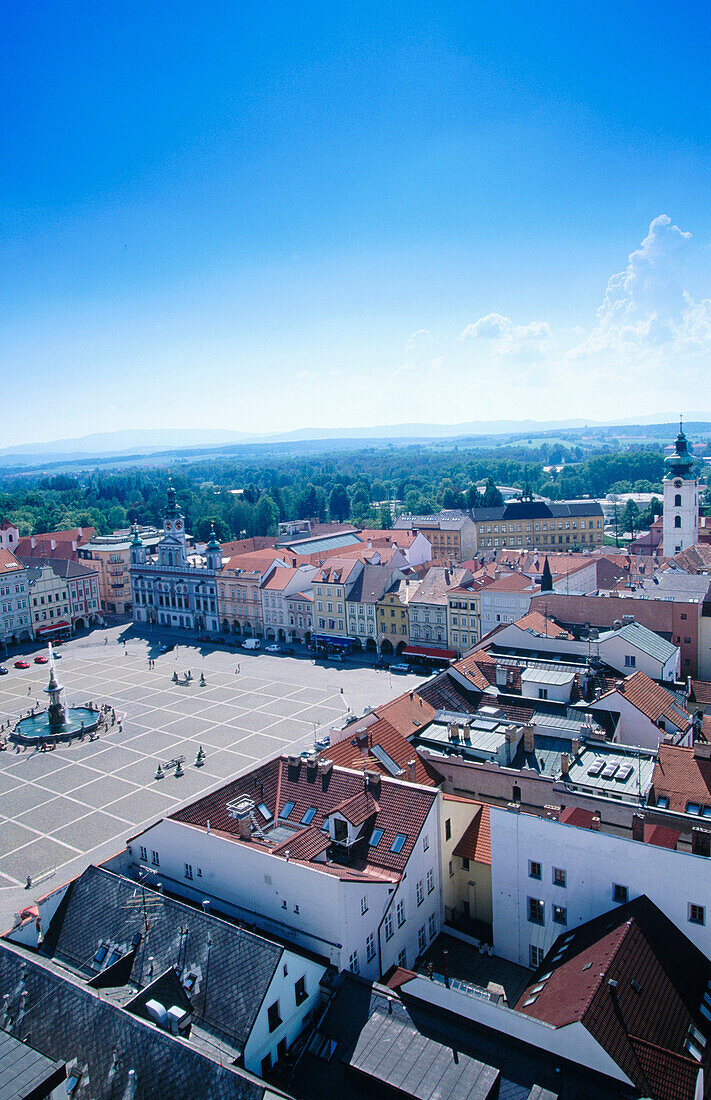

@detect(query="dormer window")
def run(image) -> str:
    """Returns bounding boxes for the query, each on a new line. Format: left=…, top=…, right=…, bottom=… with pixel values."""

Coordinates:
left=333, top=817, right=348, bottom=843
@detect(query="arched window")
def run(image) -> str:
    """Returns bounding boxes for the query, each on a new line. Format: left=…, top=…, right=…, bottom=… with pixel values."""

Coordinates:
left=675, top=515, right=682, bottom=528
left=513, top=784, right=522, bottom=803
left=675, top=493, right=682, bottom=507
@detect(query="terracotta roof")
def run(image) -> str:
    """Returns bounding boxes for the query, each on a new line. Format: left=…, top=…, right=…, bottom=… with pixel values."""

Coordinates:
left=222, top=551, right=287, bottom=574
left=312, top=557, right=363, bottom=584
left=690, top=680, right=711, bottom=707
left=375, top=691, right=436, bottom=738
left=651, top=743, right=711, bottom=813
left=515, top=895, right=711, bottom=1100
left=271, top=825, right=330, bottom=860
left=320, top=715, right=436, bottom=786
left=602, top=671, right=691, bottom=733
left=452, top=803, right=491, bottom=865
left=514, top=610, right=574, bottom=639
left=220, top=537, right=276, bottom=556
left=0, top=548, right=24, bottom=574
left=331, top=790, right=379, bottom=826
left=670, top=543, right=711, bottom=574
left=261, top=566, right=305, bottom=591
left=170, top=756, right=437, bottom=880
left=482, top=573, right=540, bottom=593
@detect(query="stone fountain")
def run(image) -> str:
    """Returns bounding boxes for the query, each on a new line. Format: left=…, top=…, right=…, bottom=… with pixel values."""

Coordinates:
left=12, top=646, right=100, bottom=747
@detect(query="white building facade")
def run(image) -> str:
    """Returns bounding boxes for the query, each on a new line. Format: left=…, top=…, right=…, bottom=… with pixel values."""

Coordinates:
left=0, top=550, right=31, bottom=647
left=663, top=422, right=699, bottom=556
left=490, top=803, right=711, bottom=968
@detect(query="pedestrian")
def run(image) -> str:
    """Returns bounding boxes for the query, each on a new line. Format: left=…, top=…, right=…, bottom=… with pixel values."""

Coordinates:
left=27, top=686, right=31, bottom=695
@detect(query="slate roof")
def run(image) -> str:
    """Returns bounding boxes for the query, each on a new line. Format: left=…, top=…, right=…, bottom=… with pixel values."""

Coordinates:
left=598, top=620, right=678, bottom=665
left=345, top=564, right=394, bottom=605
left=0, top=1026, right=65, bottom=1100
left=346, top=1006, right=500, bottom=1098
left=515, top=895, right=711, bottom=1100
left=472, top=501, right=603, bottom=522
left=0, top=943, right=267, bottom=1100
left=393, top=512, right=471, bottom=531
left=42, top=865, right=283, bottom=1057
left=289, top=972, right=627, bottom=1100
left=17, top=556, right=98, bottom=579
left=169, top=757, right=437, bottom=880
left=651, top=744, right=711, bottom=813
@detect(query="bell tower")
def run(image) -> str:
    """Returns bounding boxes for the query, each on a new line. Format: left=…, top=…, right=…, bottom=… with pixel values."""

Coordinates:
left=159, top=479, right=188, bottom=567
left=663, top=418, right=698, bottom=556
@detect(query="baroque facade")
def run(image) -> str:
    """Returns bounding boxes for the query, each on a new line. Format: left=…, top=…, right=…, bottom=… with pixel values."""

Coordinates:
left=130, top=485, right=221, bottom=634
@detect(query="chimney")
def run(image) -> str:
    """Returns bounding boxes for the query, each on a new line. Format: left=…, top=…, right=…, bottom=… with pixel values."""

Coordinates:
left=591, top=813, right=601, bottom=831
left=407, top=759, right=418, bottom=783
left=30, top=536, right=35, bottom=549
left=50, top=539, right=56, bottom=551
left=544, top=805, right=561, bottom=821
left=202, top=900, right=210, bottom=913
left=367, top=539, right=372, bottom=549
left=365, top=770, right=381, bottom=796
left=613, top=619, right=622, bottom=630
left=318, top=758, right=333, bottom=777
left=692, top=828, right=711, bottom=857
left=631, top=813, right=644, bottom=842
left=523, top=723, right=535, bottom=754
left=571, top=738, right=581, bottom=758
left=462, top=724, right=471, bottom=743
left=560, top=752, right=570, bottom=777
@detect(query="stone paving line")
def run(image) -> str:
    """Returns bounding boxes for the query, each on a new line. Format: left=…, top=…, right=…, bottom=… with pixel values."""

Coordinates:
left=0, top=626, right=421, bottom=927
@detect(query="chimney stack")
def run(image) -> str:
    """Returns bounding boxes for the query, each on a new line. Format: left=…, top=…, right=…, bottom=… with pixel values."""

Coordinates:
left=691, top=828, right=711, bottom=857
left=407, top=759, right=418, bottom=783
left=544, top=805, right=561, bottom=821
left=632, top=813, right=644, bottom=842
left=560, top=752, right=569, bottom=777
left=523, top=723, right=535, bottom=754
left=591, top=813, right=601, bottom=831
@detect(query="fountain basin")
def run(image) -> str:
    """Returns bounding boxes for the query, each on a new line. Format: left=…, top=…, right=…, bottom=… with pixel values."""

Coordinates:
left=12, top=707, right=100, bottom=746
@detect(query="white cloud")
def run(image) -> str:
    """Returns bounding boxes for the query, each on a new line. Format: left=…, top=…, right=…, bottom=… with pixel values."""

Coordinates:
left=397, top=328, right=436, bottom=374
left=567, top=215, right=711, bottom=375
left=459, top=312, right=553, bottom=364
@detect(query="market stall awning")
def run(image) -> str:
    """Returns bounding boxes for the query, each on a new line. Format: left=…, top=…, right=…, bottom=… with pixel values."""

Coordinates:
left=402, top=645, right=457, bottom=661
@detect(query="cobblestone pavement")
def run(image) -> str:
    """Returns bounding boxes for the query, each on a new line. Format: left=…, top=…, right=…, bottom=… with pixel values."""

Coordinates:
left=0, top=626, right=422, bottom=927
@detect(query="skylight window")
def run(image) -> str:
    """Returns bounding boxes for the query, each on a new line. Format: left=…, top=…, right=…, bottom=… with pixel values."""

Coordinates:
left=686, top=801, right=702, bottom=815
left=390, top=833, right=407, bottom=854
left=257, top=802, right=273, bottom=821
left=369, top=827, right=384, bottom=848
left=301, top=807, right=317, bottom=825
left=523, top=995, right=538, bottom=1006
left=280, top=801, right=295, bottom=820
left=656, top=796, right=669, bottom=809
left=105, top=948, right=123, bottom=968
left=92, top=943, right=108, bottom=967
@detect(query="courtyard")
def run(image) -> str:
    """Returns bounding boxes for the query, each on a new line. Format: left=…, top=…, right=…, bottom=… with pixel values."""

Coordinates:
left=0, top=625, right=421, bottom=926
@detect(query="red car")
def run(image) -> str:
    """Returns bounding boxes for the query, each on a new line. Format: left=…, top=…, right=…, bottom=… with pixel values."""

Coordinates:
left=14, top=660, right=30, bottom=669
left=34, top=655, right=48, bottom=664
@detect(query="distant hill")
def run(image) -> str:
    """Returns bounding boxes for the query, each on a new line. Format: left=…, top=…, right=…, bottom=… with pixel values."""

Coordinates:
left=3, top=412, right=710, bottom=468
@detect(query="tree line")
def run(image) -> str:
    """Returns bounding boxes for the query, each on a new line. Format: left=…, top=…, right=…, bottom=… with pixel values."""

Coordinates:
left=0, top=443, right=698, bottom=541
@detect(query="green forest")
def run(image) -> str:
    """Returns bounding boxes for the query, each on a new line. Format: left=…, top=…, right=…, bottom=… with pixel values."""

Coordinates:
left=0, top=442, right=701, bottom=541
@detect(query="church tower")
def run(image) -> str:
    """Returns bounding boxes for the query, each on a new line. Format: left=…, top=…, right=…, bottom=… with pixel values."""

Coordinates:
left=205, top=524, right=223, bottom=572
left=159, top=480, right=188, bottom=568
left=129, top=524, right=146, bottom=565
left=663, top=419, right=698, bottom=556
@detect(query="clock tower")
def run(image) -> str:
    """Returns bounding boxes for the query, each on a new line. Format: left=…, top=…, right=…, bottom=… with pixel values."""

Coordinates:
left=663, top=419, right=699, bottom=556
left=159, top=480, right=188, bottom=568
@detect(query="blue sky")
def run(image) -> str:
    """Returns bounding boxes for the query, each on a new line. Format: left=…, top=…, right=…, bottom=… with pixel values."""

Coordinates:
left=3, top=2, right=711, bottom=445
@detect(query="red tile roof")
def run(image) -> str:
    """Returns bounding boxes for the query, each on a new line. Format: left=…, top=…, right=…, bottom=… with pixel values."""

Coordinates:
left=170, top=755, right=437, bottom=880
left=331, top=790, right=380, bottom=826
left=375, top=692, right=436, bottom=738
left=261, top=567, right=306, bottom=591
left=452, top=803, right=491, bottom=865
left=319, top=716, right=436, bottom=786
left=652, top=744, right=711, bottom=813
left=0, top=548, right=24, bottom=574
left=602, top=671, right=691, bottom=734
left=222, top=551, right=288, bottom=574
left=689, top=680, right=711, bottom=707
left=560, top=806, right=599, bottom=829
left=514, top=610, right=573, bottom=639
left=516, top=896, right=711, bottom=1100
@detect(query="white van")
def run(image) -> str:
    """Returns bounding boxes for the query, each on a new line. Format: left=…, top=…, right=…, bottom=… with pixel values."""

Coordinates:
left=242, top=638, right=260, bottom=650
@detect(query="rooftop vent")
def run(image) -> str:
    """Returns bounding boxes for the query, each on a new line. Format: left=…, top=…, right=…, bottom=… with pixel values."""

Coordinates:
left=287, top=753, right=301, bottom=768
left=318, top=758, right=333, bottom=776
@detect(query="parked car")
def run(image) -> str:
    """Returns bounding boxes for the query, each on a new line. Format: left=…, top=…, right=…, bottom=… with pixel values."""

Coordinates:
left=265, top=644, right=281, bottom=653
left=0, top=666, right=8, bottom=676
left=158, top=643, right=174, bottom=654
left=14, top=660, right=30, bottom=669
left=34, top=655, right=48, bottom=664
left=53, top=652, right=62, bottom=659
left=390, top=663, right=411, bottom=673
left=242, top=638, right=260, bottom=650
left=281, top=646, right=296, bottom=655
left=330, top=653, right=344, bottom=663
